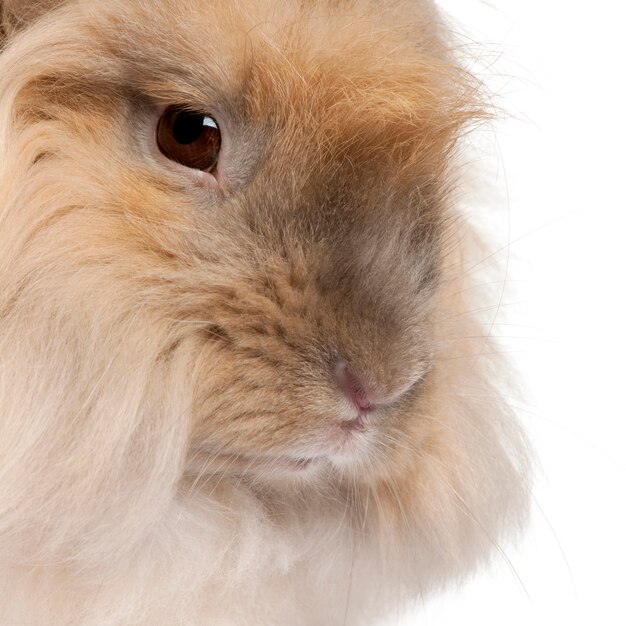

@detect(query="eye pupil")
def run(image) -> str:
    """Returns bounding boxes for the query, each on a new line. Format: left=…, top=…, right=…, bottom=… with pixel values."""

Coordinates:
left=157, top=106, right=221, bottom=172
left=172, top=112, right=206, bottom=145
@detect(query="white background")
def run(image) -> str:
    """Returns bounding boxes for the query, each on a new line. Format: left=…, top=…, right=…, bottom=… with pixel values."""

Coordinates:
left=398, top=1, right=626, bottom=624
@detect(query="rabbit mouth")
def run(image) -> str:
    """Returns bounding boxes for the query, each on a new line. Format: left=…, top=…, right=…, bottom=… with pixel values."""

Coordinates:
left=185, top=447, right=324, bottom=478
left=186, top=420, right=377, bottom=480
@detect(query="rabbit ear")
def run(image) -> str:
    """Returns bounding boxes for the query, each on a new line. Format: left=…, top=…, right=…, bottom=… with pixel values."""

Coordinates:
left=1, top=0, right=63, bottom=41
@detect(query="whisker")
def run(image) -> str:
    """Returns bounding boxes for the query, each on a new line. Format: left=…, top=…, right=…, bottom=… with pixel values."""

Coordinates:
left=508, top=403, right=625, bottom=471
left=450, top=481, right=531, bottom=600
left=445, top=208, right=582, bottom=281
left=434, top=300, right=526, bottom=324
left=529, top=492, right=578, bottom=598
left=342, top=474, right=358, bottom=626
left=435, top=334, right=562, bottom=344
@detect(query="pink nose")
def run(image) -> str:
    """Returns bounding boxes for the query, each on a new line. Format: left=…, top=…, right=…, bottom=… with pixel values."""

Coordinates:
left=334, top=361, right=375, bottom=413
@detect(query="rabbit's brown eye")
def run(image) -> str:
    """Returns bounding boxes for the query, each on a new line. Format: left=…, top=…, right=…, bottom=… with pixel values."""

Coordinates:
left=157, top=106, right=221, bottom=172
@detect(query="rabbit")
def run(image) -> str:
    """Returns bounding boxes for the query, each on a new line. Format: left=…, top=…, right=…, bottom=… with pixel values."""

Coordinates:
left=0, top=0, right=531, bottom=624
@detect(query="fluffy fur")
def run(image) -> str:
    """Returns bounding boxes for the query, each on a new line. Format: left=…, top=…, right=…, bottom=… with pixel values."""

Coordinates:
left=0, top=1, right=530, bottom=624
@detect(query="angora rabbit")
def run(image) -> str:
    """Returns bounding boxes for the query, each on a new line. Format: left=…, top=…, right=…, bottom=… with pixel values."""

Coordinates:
left=0, top=0, right=530, bottom=624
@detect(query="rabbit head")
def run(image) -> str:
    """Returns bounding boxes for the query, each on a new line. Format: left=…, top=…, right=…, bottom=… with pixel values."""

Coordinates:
left=0, top=0, right=530, bottom=623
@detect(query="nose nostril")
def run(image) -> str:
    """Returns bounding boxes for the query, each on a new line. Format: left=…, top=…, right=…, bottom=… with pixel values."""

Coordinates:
left=334, top=361, right=374, bottom=413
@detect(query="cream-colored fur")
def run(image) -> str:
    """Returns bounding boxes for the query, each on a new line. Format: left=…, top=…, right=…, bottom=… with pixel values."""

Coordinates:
left=0, top=1, right=530, bottom=624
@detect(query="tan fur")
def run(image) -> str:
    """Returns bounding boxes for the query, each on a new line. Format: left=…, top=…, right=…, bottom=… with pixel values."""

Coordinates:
left=0, top=1, right=530, bottom=624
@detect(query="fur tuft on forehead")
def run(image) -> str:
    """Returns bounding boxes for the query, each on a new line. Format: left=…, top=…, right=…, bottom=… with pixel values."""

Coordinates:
left=1, top=0, right=64, bottom=39
left=5, top=0, right=485, bottom=212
